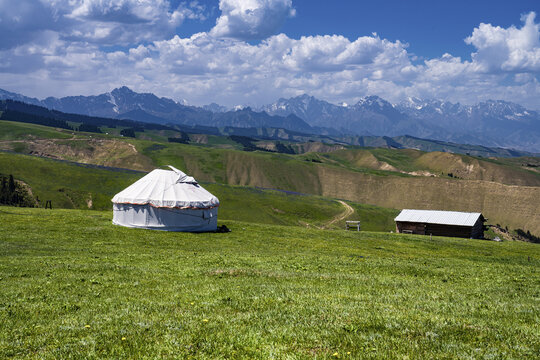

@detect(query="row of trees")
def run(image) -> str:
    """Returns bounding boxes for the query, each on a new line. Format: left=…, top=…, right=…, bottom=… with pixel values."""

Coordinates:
left=168, top=131, right=190, bottom=144
left=0, top=99, right=175, bottom=135
left=0, top=109, right=73, bottom=130
left=0, top=175, right=36, bottom=207
left=515, top=229, right=540, bottom=243
left=1, top=99, right=174, bottom=131
left=0, top=109, right=103, bottom=133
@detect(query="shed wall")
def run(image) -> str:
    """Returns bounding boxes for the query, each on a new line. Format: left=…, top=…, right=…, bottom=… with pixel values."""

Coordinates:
left=470, top=218, right=485, bottom=239
left=424, top=223, right=473, bottom=238
left=396, top=221, right=426, bottom=235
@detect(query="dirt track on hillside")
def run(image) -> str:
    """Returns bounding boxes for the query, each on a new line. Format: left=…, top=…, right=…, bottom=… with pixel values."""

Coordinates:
left=322, top=200, right=354, bottom=229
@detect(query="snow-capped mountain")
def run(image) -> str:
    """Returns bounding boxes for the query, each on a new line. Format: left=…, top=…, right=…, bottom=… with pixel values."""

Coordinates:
left=258, top=94, right=346, bottom=127
left=396, top=98, right=540, bottom=149
left=40, top=86, right=192, bottom=120
left=396, top=97, right=539, bottom=129
left=202, top=103, right=229, bottom=113
left=2, top=86, right=539, bottom=151
left=260, top=95, right=540, bottom=151
left=0, top=87, right=313, bottom=133
left=259, top=94, right=432, bottom=137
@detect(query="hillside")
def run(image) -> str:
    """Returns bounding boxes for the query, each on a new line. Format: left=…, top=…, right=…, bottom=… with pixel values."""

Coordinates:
left=0, top=120, right=539, bottom=235
left=0, top=151, right=397, bottom=231
left=0, top=207, right=538, bottom=358
left=1, top=100, right=537, bottom=158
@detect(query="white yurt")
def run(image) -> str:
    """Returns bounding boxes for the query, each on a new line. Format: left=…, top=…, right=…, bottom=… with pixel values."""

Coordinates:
left=112, top=166, right=219, bottom=232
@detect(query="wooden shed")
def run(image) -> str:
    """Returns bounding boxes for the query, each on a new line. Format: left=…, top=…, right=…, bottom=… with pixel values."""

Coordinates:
left=394, top=209, right=486, bottom=239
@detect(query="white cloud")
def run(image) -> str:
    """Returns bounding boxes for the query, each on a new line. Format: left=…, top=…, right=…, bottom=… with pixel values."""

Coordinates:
left=62, top=0, right=201, bottom=45
left=0, top=0, right=61, bottom=50
left=0, top=0, right=208, bottom=48
left=210, top=0, right=295, bottom=40
left=465, top=12, right=540, bottom=72
left=1, top=6, right=540, bottom=110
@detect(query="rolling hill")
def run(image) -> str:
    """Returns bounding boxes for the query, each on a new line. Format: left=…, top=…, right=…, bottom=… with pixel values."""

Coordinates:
left=2, top=86, right=540, bottom=151
left=0, top=151, right=398, bottom=231
left=1, top=99, right=537, bottom=158
left=0, top=119, right=538, bottom=235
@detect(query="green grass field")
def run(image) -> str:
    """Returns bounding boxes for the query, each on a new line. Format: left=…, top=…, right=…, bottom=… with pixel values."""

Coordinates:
left=0, top=151, right=398, bottom=231
left=0, top=120, right=74, bottom=141
left=0, top=151, right=142, bottom=210
left=0, top=207, right=538, bottom=359
left=1, top=120, right=539, bottom=233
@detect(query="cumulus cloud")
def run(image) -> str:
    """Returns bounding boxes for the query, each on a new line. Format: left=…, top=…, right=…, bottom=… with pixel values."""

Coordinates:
left=0, top=0, right=207, bottom=48
left=465, top=12, right=540, bottom=72
left=0, top=0, right=60, bottom=50
left=210, top=0, right=295, bottom=40
left=61, top=0, right=205, bottom=45
left=1, top=6, right=540, bottom=110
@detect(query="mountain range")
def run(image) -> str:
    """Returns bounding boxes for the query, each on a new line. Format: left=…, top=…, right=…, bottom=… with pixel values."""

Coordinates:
left=0, top=87, right=313, bottom=134
left=1, top=87, right=539, bottom=152
left=259, top=95, right=540, bottom=152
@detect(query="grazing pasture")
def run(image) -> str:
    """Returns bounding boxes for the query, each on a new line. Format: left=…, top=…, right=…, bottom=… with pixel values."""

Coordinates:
left=0, top=207, right=538, bottom=359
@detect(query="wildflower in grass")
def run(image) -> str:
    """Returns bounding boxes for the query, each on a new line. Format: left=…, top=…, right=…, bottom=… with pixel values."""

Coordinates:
left=190, top=302, right=195, bottom=305
left=332, top=352, right=339, bottom=357
left=121, top=337, right=126, bottom=341
left=203, top=319, right=209, bottom=322
left=84, top=325, right=90, bottom=328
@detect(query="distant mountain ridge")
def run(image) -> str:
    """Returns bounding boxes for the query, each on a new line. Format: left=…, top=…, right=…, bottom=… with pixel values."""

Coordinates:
left=1, top=98, right=537, bottom=158
left=1, top=87, right=539, bottom=151
left=0, top=88, right=42, bottom=107
left=0, top=87, right=313, bottom=133
left=259, top=94, right=540, bottom=152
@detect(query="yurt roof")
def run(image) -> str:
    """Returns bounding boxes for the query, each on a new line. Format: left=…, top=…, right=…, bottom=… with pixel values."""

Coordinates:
left=112, top=166, right=219, bottom=209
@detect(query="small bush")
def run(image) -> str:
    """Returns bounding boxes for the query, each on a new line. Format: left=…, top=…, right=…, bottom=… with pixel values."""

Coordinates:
left=120, top=128, right=136, bottom=138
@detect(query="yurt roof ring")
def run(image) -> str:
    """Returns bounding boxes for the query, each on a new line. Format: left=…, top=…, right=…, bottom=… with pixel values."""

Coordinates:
left=167, top=165, right=197, bottom=184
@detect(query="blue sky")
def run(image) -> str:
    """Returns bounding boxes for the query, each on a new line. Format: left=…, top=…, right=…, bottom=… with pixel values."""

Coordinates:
left=284, top=0, right=540, bottom=59
left=1, top=0, right=540, bottom=108
left=175, top=0, right=540, bottom=60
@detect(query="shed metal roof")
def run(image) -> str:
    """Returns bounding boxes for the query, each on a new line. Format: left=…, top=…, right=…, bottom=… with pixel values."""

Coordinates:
left=394, top=209, right=483, bottom=227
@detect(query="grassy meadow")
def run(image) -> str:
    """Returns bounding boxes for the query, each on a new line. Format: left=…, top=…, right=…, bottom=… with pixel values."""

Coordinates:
left=0, top=151, right=398, bottom=231
left=1, top=207, right=539, bottom=359
left=1, top=119, right=540, bottom=234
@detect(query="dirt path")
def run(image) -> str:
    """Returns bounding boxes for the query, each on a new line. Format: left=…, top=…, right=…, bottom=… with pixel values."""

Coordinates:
left=322, top=200, right=355, bottom=229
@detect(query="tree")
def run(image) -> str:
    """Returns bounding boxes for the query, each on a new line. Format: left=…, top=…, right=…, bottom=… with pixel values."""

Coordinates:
left=0, top=176, right=7, bottom=204
left=8, top=175, right=15, bottom=193
left=78, top=124, right=102, bottom=133
left=120, top=128, right=136, bottom=138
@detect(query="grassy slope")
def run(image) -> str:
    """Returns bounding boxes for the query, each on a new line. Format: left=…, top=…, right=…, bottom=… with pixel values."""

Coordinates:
left=139, top=143, right=540, bottom=234
left=1, top=120, right=539, bottom=234
left=0, top=152, right=141, bottom=210
left=0, top=152, right=397, bottom=231
left=5, top=120, right=539, bottom=186
left=0, top=207, right=538, bottom=359
left=0, top=120, right=73, bottom=140
left=324, top=147, right=540, bottom=186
